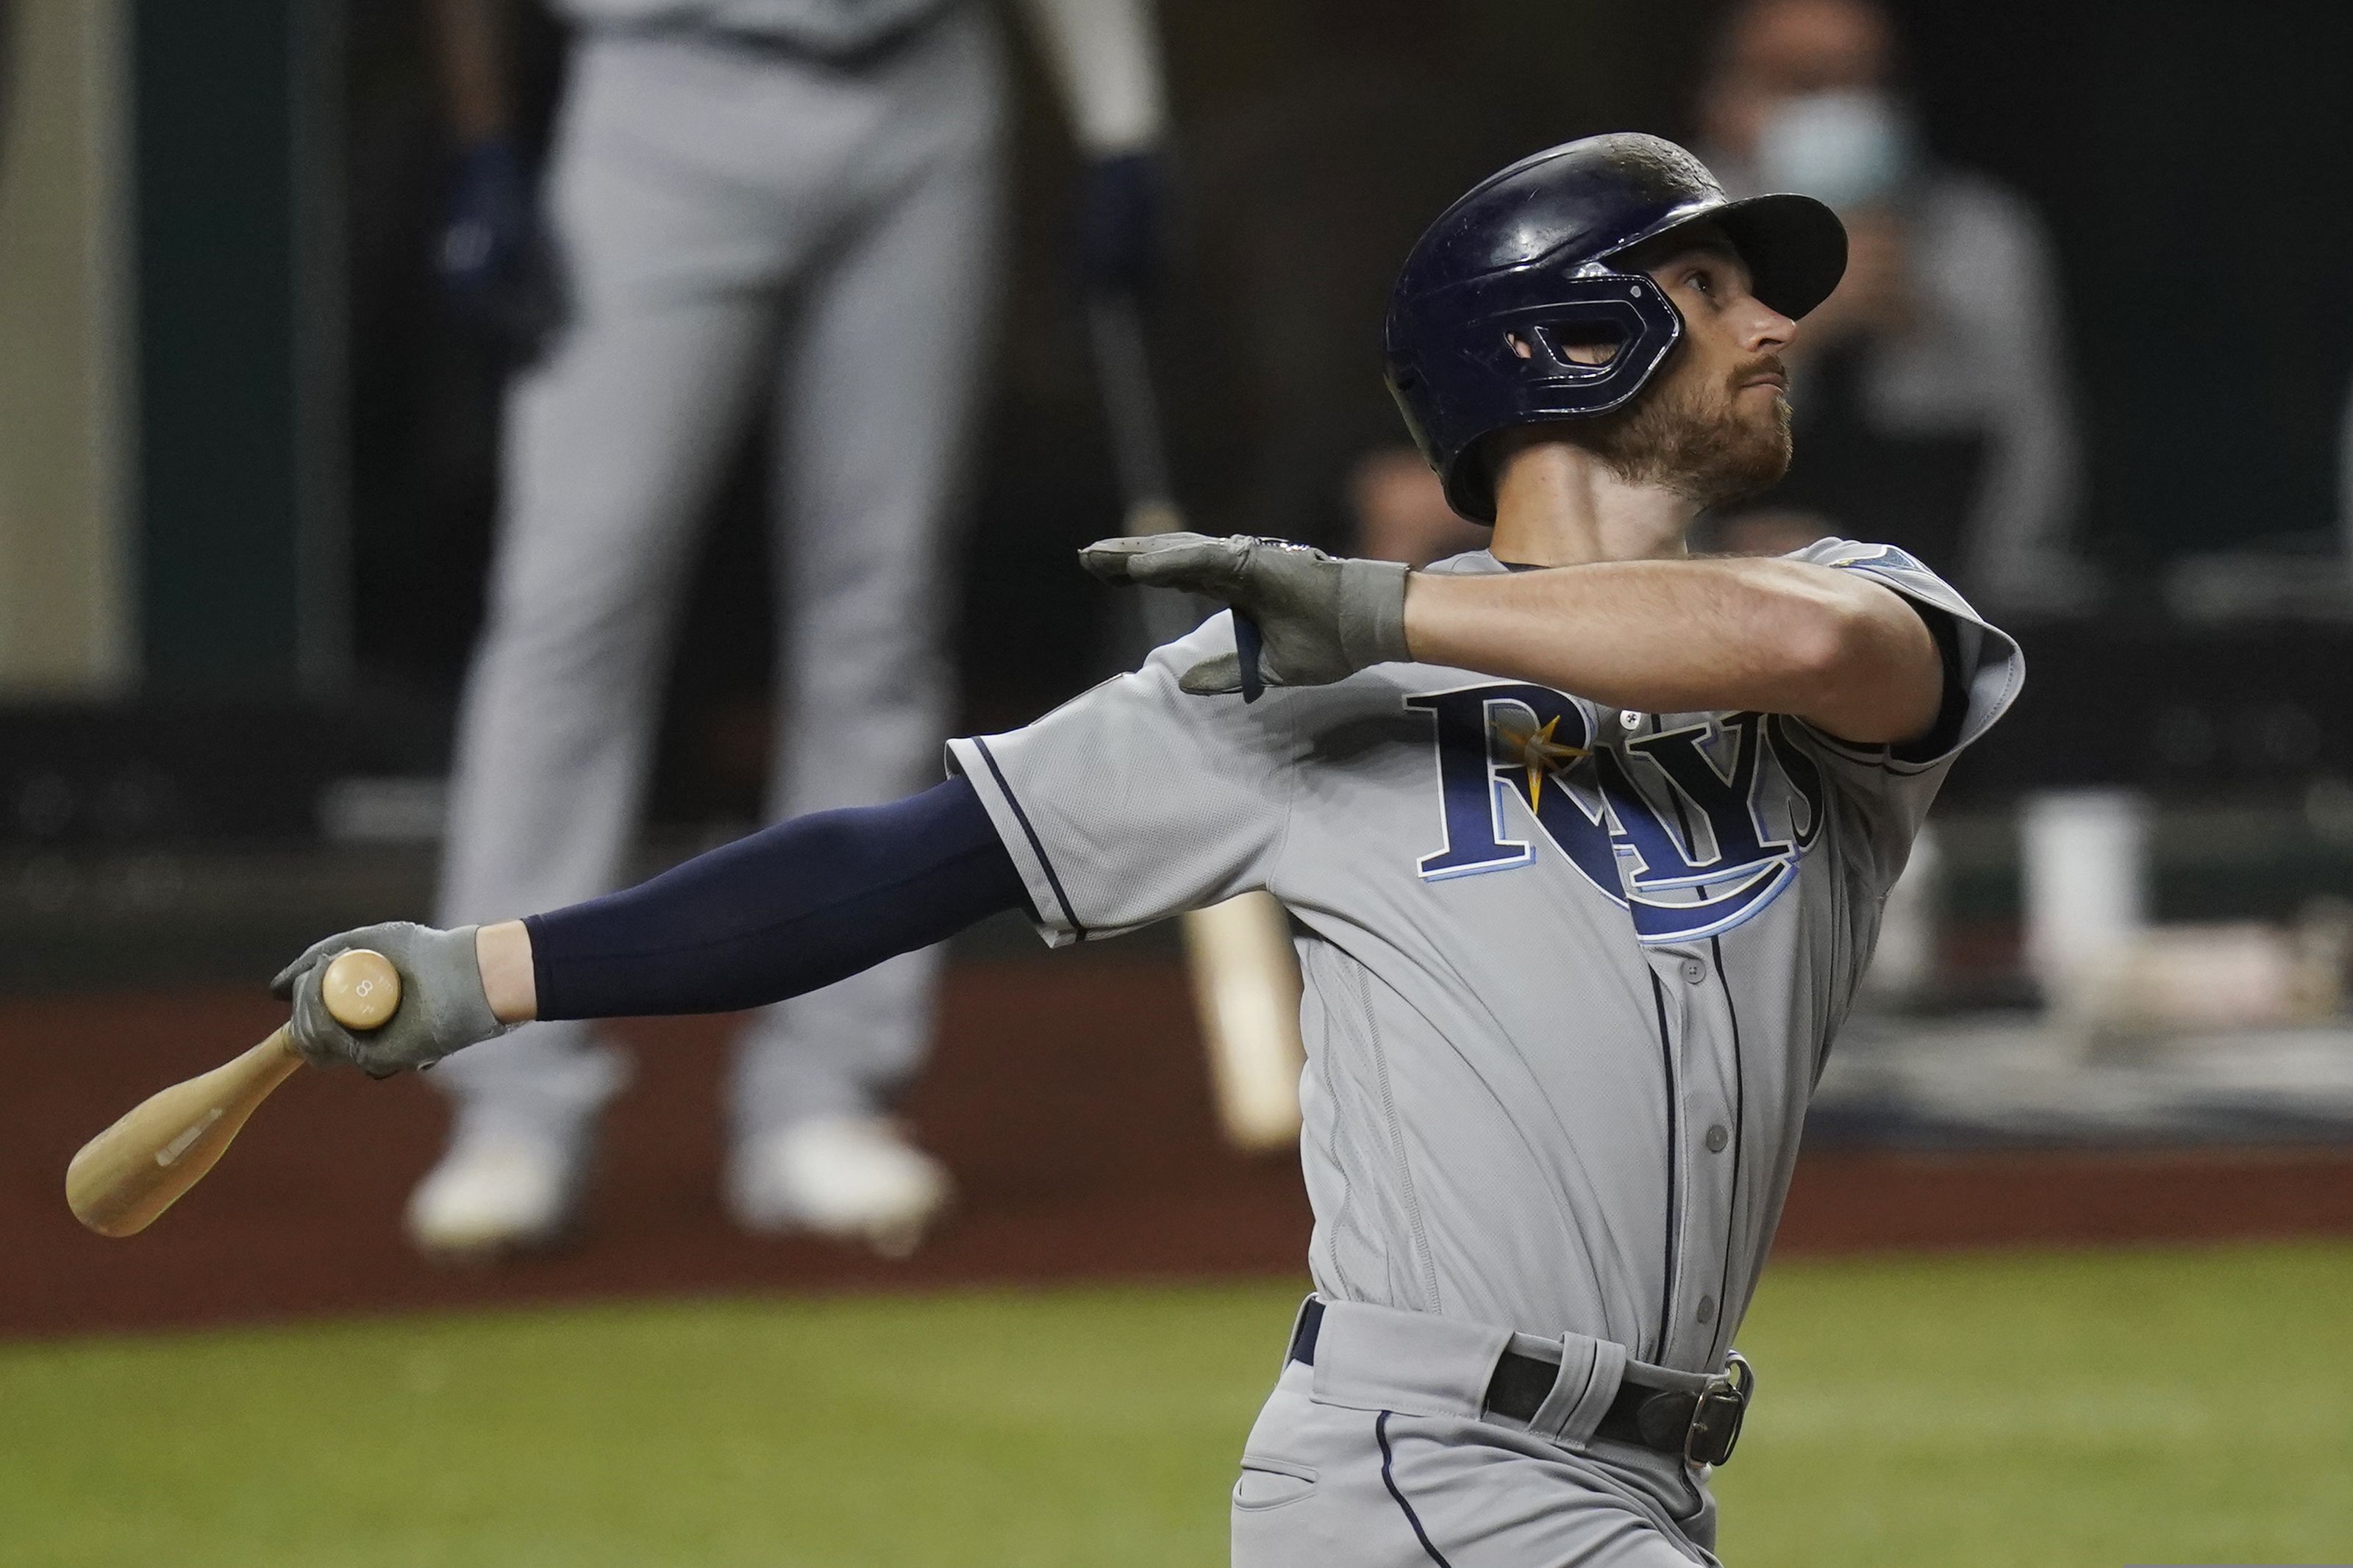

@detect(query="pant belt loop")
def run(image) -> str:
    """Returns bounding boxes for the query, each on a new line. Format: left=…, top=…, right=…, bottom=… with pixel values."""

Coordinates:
left=1525, top=1333, right=1627, bottom=1446
left=1283, top=1295, right=1323, bottom=1373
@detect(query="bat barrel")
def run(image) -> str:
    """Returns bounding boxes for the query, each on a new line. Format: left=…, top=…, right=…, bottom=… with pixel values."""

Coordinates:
left=65, top=1028, right=306, bottom=1236
left=63, top=948, right=402, bottom=1237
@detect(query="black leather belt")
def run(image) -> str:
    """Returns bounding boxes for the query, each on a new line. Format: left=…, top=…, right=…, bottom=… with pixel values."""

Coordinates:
left=1287, top=1299, right=1752, bottom=1467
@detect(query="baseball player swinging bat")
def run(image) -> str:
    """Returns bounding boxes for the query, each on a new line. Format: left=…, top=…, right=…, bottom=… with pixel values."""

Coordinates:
left=65, top=950, right=401, bottom=1237
left=1088, top=290, right=1307, bottom=1153
left=201, top=132, right=2024, bottom=1565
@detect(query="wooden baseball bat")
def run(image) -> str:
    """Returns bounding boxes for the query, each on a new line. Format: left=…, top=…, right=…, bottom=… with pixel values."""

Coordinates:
left=1180, top=891, right=1307, bottom=1152
left=65, top=949, right=401, bottom=1237
left=1087, top=293, right=1309, bottom=1153
left=1085, top=295, right=1196, bottom=643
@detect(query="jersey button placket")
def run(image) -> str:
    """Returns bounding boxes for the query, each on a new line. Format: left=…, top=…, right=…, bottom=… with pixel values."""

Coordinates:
left=1658, top=948, right=1734, bottom=1370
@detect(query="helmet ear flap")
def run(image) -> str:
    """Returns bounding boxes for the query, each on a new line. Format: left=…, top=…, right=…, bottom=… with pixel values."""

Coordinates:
left=1412, top=271, right=1683, bottom=520
left=1475, top=275, right=1682, bottom=402
left=1509, top=318, right=1629, bottom=371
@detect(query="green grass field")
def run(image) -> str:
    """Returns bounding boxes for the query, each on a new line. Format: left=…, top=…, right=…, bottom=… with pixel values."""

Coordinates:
left=7, top=1243, right=2350, bottom=1567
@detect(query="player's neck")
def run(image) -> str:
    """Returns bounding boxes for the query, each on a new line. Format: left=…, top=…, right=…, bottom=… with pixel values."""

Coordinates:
left=1485, top=440, right=1695, bottom=568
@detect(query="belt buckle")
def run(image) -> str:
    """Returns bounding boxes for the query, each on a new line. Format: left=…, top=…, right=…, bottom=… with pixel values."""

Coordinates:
left=1682, top=1351, right=1754, bottom=1468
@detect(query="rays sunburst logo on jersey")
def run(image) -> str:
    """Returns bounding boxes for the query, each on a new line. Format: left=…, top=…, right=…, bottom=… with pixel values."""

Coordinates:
left=1408, top=684, right=1827, bottom=942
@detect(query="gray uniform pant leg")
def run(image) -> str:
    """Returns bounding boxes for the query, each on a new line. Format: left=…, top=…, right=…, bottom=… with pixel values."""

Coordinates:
left=726, top=16, right=1007, bottom=1143
left=431, top=121, right=785, bottom=1137
left=1232, top=1362, right=1721, bottom=1568
left=434, top=20, right=1006, bottom=1145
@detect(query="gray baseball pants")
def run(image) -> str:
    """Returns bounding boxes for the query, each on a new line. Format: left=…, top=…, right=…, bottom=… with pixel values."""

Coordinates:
left=433, top=12, right=1007, bottom=1148
left=1233, top=1300, right=1723, bottom=1567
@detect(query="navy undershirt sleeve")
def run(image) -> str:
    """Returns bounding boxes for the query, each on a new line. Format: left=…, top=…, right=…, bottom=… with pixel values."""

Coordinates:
left=524, top=776, right=1032, bottom=1020
left=1888, top=602, right=1971, bottom=765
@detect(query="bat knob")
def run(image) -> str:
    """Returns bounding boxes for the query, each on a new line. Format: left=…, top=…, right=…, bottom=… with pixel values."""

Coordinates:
left=321, top=949, right=401, bottom=1032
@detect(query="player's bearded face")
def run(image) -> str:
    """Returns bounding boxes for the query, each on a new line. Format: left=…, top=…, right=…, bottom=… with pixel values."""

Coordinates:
left=1574, top=345, right=1793, bottom=508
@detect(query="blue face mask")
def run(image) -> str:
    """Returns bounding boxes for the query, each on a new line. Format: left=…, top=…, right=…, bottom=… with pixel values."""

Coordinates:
left=1754, top=89, right=1918, bottom=210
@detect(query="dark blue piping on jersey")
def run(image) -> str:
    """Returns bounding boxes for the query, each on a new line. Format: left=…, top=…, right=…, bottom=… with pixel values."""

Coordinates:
left=969, top=737, right=1088, bottom=939
left=1376, top=1411, right=1457, bottom=1567
left=1649, top=970, right=1680, bottom=1364
left=1646, top=712, right=1700, bottom=1363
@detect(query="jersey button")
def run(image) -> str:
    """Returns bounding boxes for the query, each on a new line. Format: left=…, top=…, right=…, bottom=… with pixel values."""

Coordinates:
left=1706, top=1124, right=1729, bottom=1153
left=1696, top=1295, right=1717, bottom=1325
left=1680, top=958, right=1707, bottom=984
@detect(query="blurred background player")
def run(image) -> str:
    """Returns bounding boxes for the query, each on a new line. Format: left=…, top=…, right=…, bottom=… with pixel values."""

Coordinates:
left=410, top=0, right=1171, bottom=1260
left=1691, top=0, right=2085, bottom=612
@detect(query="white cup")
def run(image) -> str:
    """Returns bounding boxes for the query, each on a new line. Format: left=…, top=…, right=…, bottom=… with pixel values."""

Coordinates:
left=2021, top=789, right=2149, bottom=1012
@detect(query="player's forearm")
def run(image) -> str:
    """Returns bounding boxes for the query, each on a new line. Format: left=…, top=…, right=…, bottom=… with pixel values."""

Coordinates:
left=1013, top=0, right=1168, bottom=154
left=1402, top=557, right=1940, bottom=742
left=476, top=920, right=537, bottom=1023
left=279, top=777, right=1029, bottom=1078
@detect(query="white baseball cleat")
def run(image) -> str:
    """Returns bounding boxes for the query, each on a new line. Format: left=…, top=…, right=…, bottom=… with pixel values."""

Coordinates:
left=404, top=1131, right=586, bottom=1261
left=726, top=1115, right=952, bottom=1258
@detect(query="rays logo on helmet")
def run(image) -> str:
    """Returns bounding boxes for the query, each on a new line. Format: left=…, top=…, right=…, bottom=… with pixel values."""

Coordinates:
left=1407, top=684, right=1827, bottom=942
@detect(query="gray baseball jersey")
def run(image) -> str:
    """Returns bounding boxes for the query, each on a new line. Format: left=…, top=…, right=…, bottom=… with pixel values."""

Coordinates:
left=951, top=540, right=2021, bottom=1377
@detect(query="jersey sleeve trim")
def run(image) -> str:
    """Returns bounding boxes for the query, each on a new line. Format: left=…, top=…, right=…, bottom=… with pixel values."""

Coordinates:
left=945, top=736, right=1089, bottom=946
left=1789, top=540, right=2025, bottom=773
left=1790, top=700, right=1999, bottom=777
left=1888, top=604, right=1971, bottom=763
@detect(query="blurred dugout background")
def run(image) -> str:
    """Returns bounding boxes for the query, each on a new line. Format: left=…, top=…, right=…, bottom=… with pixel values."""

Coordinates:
left=8, top=4, right=2353, bottom=1564
left=1, top=0, right=2352, bottom=1336
left=6, top=0, right=2353, bottom=1131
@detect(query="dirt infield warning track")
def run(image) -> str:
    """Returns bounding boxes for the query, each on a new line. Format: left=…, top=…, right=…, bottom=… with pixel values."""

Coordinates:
left=10, top=957, right=2353, bottom=1340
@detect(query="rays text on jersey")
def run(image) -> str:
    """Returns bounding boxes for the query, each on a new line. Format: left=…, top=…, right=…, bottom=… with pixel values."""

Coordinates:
left=1407, top=684, right=1827, bottom=942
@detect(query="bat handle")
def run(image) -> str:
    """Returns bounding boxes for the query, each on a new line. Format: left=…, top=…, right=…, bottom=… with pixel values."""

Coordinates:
left=250, top=1025, right=307, bottom=1085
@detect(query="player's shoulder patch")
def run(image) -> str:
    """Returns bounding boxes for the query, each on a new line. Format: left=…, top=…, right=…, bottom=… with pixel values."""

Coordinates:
left=1789, top=537, right=1930, bottom=576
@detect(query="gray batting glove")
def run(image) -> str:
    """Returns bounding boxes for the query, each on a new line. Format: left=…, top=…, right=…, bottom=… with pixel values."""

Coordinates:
left=1080, top=533, right=1410, bottom=701
left=269, top=921, right=508, bottom=1078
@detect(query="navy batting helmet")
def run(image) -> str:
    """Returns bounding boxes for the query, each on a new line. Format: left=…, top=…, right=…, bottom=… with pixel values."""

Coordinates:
left=1383, top=133, right=1847, bottom=522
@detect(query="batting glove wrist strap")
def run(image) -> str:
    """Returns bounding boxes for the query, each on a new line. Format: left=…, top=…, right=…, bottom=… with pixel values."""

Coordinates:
left=1336, top=556, right=1412, bottom=672
left=271, top=922, right=511, bottom=1078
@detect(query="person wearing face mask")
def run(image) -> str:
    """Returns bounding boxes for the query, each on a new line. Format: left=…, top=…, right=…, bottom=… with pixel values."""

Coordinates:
left=1696, top=0, right=2088, bottom=615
